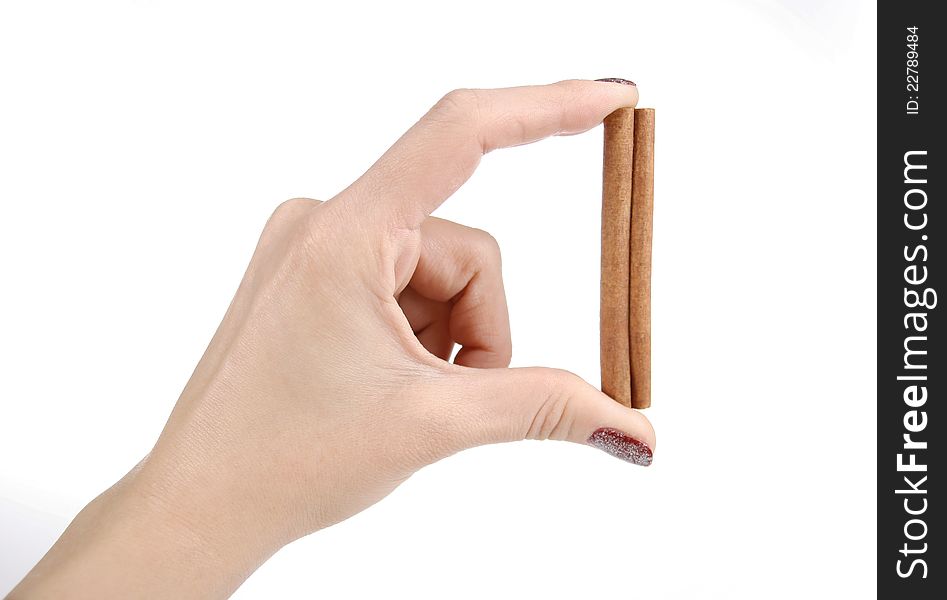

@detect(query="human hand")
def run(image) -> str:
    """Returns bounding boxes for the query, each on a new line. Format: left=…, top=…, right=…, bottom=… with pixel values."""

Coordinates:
left=11, top=79, right=655, bottom=599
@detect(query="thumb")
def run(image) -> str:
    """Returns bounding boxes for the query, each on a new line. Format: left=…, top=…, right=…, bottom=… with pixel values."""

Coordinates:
left=443, top=367, right=656, bottom=466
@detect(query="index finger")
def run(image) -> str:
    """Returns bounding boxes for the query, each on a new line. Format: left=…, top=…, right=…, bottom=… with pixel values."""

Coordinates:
left=339, top=79, right=638, bottom=230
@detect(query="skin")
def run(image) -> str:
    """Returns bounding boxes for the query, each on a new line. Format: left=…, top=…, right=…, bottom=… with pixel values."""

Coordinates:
left=10, top=80, right=655, bottom=599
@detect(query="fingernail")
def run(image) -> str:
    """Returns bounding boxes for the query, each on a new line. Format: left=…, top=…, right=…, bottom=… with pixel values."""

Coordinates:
left=587, top=427, right=653, bottom=466
left=595, top=77, right=636, bottom=86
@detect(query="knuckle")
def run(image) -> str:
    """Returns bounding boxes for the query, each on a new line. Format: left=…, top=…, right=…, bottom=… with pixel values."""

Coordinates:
left=469, top=228, right=502, bottom=266
left=556, top=78, right=587, bottom=95
left=271, top=197, right=319, bottom=222
left=429, top=88, right=482, bottom=126
left=437, top=88, right=477, bottom=111
left=526, top=369, right=579, bottom=441
left=556, top=79, right=591, bottom=103
left=258, top=198, right=316, bottom=250
left=259, top=198, right=337, bottom=269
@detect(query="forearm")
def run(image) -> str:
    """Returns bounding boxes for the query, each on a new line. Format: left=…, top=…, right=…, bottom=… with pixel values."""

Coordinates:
left=8, top=462, right=270, bottom=599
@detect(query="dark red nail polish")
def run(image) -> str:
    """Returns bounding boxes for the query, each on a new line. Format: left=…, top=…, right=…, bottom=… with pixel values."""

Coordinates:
left=595, top=77, right=636, bottom=86
left=587, top=427, right=652, bottom=466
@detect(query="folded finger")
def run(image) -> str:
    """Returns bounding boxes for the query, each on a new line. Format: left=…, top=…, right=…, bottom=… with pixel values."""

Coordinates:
left=409, top=217, right=511, bottom=368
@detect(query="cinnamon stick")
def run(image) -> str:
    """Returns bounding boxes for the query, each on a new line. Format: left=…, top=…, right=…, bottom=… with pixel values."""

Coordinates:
left=629, top=108, right=654, bottom=409
left=600, top=108, right=634, bottom=408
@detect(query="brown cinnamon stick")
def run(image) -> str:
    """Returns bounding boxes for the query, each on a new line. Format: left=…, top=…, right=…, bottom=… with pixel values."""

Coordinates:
left=600, top=108, right=634, bottom=408
left=629, top=108, right=654, bottom=409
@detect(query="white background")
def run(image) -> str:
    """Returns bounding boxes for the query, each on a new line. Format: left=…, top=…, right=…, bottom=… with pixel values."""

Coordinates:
left=0, top=1, right=876, bottom=597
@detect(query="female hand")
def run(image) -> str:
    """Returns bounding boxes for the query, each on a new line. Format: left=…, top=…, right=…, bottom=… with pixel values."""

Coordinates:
left=12, top=79, right=655, bottom=599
